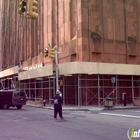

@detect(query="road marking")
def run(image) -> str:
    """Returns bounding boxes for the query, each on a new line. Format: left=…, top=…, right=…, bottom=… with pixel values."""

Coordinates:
left=115, top=110, right=140, bottom=113
left=131, top=111, right=140, bottom=113
left=10, top=137, right=16, bottom=140
left=35, top=133, right=44, bottom=138
left=99, top=113, right=140, bottom=119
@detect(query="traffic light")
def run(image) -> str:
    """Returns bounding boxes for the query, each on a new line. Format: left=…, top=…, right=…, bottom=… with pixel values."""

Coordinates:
left=44, top=48, right=49, bottom=57
left=48, top=48, right=55, bottom=59
left=18, top=0, right=26, bottom=15
left=27, top=0, right=38, bottom=19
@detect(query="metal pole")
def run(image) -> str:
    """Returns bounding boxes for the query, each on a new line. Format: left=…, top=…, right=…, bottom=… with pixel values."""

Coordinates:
left=98, top=74, right=100, bottom=106
left=34, top=79, right=36, bottom=103
left=132, top=76, right=134, bottom=102
left=78, top=74, right=80, bottom=106
left=116, top=75, right=118, bottom=105
left=55, top=50, right=59, bottom=93
left=63, top=76, right=65, bottom=105
left=49, top=78, right=51, bottom=105
left=41, top=79, right=43, bottom=102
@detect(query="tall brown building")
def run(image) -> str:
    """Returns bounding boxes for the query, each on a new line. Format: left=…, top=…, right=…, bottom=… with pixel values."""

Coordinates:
left=0, top=0, right=140, bottom=106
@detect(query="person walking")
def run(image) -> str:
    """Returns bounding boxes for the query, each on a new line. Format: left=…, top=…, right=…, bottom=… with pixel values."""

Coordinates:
left=53, top=90, right=64, bottom=120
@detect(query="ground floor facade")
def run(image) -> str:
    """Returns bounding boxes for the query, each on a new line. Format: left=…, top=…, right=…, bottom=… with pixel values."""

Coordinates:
left=0, top=62, right=140, bottom=106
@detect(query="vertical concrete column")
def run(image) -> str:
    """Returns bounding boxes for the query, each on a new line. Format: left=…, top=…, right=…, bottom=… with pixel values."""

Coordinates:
left=77, top=0, right=90, bottom=61
left=0, top=0, right=2, bottom=70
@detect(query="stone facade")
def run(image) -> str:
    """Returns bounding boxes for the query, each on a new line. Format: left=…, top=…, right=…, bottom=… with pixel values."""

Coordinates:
left=0, top=0, right=140, bottom=70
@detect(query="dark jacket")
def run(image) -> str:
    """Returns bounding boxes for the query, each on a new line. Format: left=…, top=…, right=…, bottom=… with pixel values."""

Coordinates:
left=53, top=94, right=62, bottom=109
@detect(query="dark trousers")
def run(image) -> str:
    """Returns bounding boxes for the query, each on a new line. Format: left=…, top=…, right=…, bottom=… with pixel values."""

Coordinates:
left=43, top=102, right=46, bottom=106
left=54, top=108, right=62, bottom=118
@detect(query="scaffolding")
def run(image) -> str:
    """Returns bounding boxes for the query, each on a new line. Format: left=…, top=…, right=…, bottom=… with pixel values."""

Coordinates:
left=78, top=74, right=139, bottom=106
left=0, top=74, right=139, bottom=106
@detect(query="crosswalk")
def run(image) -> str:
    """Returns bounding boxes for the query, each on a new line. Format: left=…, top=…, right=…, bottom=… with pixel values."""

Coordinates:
left=65, top=109, right=140, bottom=119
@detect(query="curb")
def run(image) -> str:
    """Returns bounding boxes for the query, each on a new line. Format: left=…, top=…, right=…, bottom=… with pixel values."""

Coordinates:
left=26, top=104, right=140, bottom=111
left=26, top=105, right=91, bottom=111
left=26, top=104, right=101, bottom=111
left=103, top=106, right=140, bottom=111
left=63, top=109, right=90, bottom=111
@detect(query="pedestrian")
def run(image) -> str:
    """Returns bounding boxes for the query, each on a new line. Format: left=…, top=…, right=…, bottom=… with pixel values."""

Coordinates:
left=53, top=90, right=64, bottom=120
left=43, top=99, right=46, bottom=106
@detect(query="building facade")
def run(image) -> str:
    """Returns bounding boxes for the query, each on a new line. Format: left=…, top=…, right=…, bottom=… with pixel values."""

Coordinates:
left=0, top=0, right=140, bottom=106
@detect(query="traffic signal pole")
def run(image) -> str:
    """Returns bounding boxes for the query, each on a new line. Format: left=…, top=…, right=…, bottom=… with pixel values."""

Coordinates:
left=46, top=43, right=60, bottom=94
left=54, top=50, right=59, bottom=93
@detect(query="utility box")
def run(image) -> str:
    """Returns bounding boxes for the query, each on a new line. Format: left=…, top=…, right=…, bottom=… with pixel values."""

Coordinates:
left=122, top=93, right=126, bottom=100
left=104, top=98, right=113, bottom=108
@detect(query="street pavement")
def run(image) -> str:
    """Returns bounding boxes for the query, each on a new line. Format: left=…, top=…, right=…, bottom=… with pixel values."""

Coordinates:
left=26, top=103, right=140, bottom=120
left=1, top=105, right=140, bottom=140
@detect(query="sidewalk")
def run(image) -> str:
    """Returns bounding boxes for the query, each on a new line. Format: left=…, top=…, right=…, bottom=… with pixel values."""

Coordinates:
left=26, top=103, right=140, bottom=111
left=103, top=104, right=140, bottom=110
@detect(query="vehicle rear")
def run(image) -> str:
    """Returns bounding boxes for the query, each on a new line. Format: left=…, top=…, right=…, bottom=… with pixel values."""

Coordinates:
left=0, top=91, right=13, bottom=109
left=12, top=90, right=27, bottom=109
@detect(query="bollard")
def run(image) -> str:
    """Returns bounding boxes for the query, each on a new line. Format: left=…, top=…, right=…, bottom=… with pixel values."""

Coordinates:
left=124, top=93, right=126, bottom=106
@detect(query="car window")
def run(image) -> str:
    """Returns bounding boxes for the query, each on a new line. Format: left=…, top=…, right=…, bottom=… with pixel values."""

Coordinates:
left=14, top=92, right=19, bottom=97
left=13, top=90, right=26, bottom=97
left=20, top=91, right=26, bottom=97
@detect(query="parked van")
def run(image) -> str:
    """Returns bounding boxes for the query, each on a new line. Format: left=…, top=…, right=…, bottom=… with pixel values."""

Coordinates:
left=0, top=90, right=27, bottom=109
